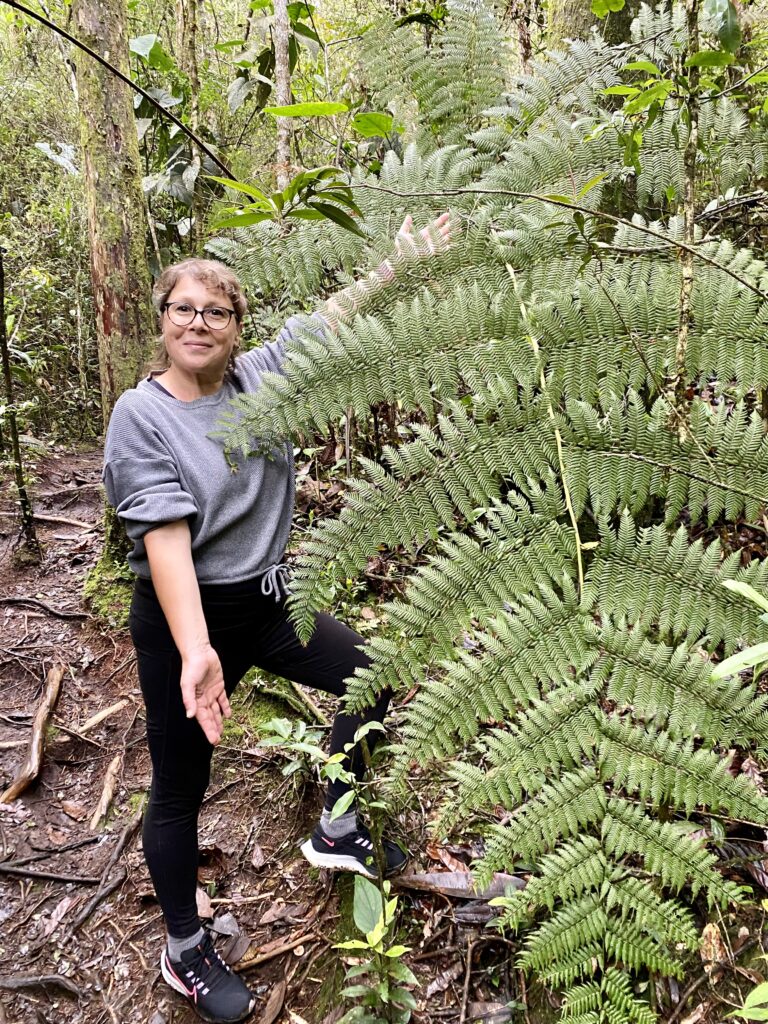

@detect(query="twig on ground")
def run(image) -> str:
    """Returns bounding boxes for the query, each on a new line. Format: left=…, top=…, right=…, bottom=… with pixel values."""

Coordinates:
left=90, top=752, right=123, bottom=830
left=0, top=510, right=95, bottom=530
left=67, top=865, right=127, bottom=933
left=0, top=863, right=100, bottom=884
left=57, top=699, right=130, bottom=746
left=238, top=931, right=319, bottom=969
left=0, top=596, right=88, bottom=619
left=1, top=664, right=66, bottom=803
left=1, top=833, right=101, bottom=868
left=459, top=938, right=477, bottom=1024
left=666, top=938, right=759, bottom=1024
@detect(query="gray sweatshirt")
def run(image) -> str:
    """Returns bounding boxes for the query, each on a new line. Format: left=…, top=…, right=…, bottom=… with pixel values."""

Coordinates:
left=102, top=316, right=315, bottom=584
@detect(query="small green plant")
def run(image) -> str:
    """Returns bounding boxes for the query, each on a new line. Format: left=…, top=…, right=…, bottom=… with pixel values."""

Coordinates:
left=334, top=874, right=417, bottom=1024
left=727, top=979, right=768, bottom=1021
left=256, top=717, right=327, bottom=777
left=712, top=581, right=768, bottom=681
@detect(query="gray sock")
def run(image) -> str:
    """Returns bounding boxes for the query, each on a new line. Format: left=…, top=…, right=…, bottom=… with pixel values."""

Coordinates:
left=320, top=808, right=357, bottom=838
left=167, top=926, right=205, bottom=961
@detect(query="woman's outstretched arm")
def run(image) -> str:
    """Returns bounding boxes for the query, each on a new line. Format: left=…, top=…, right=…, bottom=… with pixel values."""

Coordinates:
left=144, top=520, right=231, bottom=745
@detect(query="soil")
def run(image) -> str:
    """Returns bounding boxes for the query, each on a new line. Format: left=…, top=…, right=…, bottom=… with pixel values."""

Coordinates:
left=0, top=448, right=519, bottom=1024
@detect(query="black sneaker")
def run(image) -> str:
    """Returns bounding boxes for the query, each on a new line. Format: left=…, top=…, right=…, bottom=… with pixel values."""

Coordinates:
left=160, top=930, right=255, bottom=1023
left=301, top=821, right=408, bottom=879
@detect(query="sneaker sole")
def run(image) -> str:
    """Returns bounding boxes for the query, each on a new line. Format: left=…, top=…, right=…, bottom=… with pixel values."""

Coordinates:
left=160, top=951, right=255, bottom=1024
left=300, top=838, right=378, bottom=878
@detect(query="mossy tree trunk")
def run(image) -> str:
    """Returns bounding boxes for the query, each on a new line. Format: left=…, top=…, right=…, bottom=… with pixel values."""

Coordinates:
left=72, top=0, right=153, bottom=431
left=273, top=0, right=292, bottom=189
left=547, top=0, right=650, bottom=48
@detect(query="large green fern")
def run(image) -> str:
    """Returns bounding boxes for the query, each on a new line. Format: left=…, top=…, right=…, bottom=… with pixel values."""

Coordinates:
left=213, top=2, right=768, bottom=1021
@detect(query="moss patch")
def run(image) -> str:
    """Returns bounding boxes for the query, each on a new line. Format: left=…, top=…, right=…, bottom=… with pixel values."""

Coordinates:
left=83, top=556, right=133, bottom=628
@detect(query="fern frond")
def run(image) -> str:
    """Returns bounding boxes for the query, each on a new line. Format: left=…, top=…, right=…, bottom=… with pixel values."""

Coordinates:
left=606, top=877, right=698, bottom=949
left=477, top=768, right=607, bottom=881
left=591, top=515, right=766, bottom=654
left=602, top=799, right=745, bottom=906
left=597, top=715, right=768, bottom=819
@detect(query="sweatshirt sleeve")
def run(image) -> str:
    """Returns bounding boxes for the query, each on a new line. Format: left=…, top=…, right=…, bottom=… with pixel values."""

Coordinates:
left=236, top=313, right=329, bottom=379
left=102, top=394, right=198, bottom=541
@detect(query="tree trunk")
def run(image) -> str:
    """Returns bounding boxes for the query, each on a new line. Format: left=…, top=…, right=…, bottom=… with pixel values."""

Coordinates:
left=548, top=0, right=649, bottom=48
left=176, top=0, right=204, bottom=253
left=273, top=0, right=292, bottom=189
left=72, top=0, right=153, bottom=429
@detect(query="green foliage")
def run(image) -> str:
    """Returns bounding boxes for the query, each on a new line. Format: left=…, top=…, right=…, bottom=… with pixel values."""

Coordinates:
left=218, top=1, right=768, bottom=1020
left=334, top=877, right=417, bottom=1024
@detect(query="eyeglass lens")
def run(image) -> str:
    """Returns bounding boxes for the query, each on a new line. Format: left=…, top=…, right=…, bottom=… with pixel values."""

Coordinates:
left=166, top=302, right=232, bottom=329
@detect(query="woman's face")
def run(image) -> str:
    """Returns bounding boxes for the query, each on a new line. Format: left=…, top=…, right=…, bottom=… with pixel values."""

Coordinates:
left=162, top=274, right=241, bottom=380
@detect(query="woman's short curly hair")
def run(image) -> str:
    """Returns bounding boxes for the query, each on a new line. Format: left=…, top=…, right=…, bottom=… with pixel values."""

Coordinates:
left=147, top=258, right=248, bottom=373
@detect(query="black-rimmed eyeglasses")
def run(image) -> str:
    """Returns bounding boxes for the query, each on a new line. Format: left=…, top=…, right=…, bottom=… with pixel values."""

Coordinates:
left=163, top=301, right=237, bottom=330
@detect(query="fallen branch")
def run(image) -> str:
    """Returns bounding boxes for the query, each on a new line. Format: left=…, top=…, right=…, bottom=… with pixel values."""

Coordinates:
left=56, top=699, right=130, bottom=745
left=0, top=974, right=82, bottom=997
left=238, top=931, right=319, bottom=969
left=0, top=510, right=95, bottom=530
left=1, top=834, right=101, bottom=868
left=67, top=865, right=127, bottom=933
left=0, top=596, right=88, bottom=619
left=0, top=864, right=100, bottom=884
left=90, top=753, right=123, bottom=830
left=1, top=664, right=66, bottom=803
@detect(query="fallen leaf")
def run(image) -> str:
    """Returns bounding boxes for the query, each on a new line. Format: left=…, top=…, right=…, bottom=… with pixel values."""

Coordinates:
left=360, top=608, right=377, bottom=621
left=680, top=1003, right=707, bottom=1024
left=288, top=1013, right=311, bottom=1024
left=45, top=824, right=70, bottom=845
left=251, top=843, right=266, bottom=869
left=468, top=1002, right=511, bottom=1024
left=196, top=887, right=213, bottom=919
left=260, top=901, right=305, bottom=925
left=425, top=962, right=463, bottom=998
left=61, top=800, right=87, bottom=821
left=700, top=922, right=726, bottom=981
left=147, top=1013, right=167, bottom=1024
left=260, top=979, right=286, bottom=1024
left=426, top=842, right=470, bottom=873
left=741, top=756, right=765, bottom=794
left=396, top=871, right=525, bottom=900
left=42, top=894, right=78, bottom=938
left=221, top=932, right=251, bottom=965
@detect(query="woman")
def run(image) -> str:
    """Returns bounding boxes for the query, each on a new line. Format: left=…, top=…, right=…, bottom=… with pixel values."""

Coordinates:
left=103, top=214, right=450, bottom=1024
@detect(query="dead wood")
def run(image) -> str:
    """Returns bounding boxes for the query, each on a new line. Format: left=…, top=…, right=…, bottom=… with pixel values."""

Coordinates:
left=0, top=596, right=88, bottom=619
left=67, top=864, right=127, bottom=934
left=0, top=664, right=66, bottom=803
left=0, top=974, right=83, bottom=997
left=90, top=752, right=123, bottom=829
left=0, top=510, right=95, bottom=530
left=238, top=931, right=319, bottom=969
left=56, top=698, right=130, bottom=746
left=2, top=834, right=101, bottom=868
left=0, top=863, right=100, bottom=883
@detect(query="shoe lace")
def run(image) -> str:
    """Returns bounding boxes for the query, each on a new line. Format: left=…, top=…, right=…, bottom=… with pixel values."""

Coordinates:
left=184, top=934, right=233, bottom=991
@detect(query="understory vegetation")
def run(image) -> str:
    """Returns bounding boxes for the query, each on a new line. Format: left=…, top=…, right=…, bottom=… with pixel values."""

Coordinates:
left=216, top=2, right=768, bottom=1020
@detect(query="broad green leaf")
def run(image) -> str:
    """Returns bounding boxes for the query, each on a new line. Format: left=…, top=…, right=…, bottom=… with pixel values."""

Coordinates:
left=286, top=208, right=326, bottom=220
left=353, top=721, right=386, bottom=743
left=353, top=875, right=384, bottom=934
left=544, top=194, right=574, bottom=204
left=129, top=34, right=175, bottom=74
left=592, top=0, right=625, bottom=16
left=718, top=1, right=742, bottom=52
left=264, top=101, right=349, bottom=117
left=711, top=641, right=768, bottom=679
left=351, top=112, right=396, bottom=138
left=211, top=210, right=273, bottom=229
left=335, top=939, right=371, bottom=950
left=625, top=60, right=661, bottom=74
left=206, top=176, right=270, bottom=203
left=685, top=50, right=734, bottom=67
left=603, top=86, right=641, bottom=96
left=722, top=579, right=768, bottom=613
left=292, top=21, right=321, bottom=44
left=308, top=201, right=366, bottom=237
left=744, top=982, right=768, bottom=1008
left=385, top=945, right=411, bottom=957
left=329, top=789, right=356, bottom=820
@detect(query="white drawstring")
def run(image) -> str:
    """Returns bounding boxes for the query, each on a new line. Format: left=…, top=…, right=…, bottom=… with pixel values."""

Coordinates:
left=260, top=562, right=291, bottom=602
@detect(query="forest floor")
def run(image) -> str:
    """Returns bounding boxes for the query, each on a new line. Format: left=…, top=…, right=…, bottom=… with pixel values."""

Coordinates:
left=0, top=448, right=525, bottom=1024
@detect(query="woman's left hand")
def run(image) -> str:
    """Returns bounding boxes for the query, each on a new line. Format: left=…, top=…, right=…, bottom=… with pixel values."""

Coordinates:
left=394, top=211, right=452, bottom=258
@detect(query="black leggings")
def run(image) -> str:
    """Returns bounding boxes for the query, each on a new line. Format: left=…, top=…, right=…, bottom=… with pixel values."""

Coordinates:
left=130, top=577, right=390, bottom=938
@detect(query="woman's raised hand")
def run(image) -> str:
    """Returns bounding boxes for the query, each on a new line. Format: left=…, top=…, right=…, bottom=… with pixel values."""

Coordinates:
left=180, top=645, right=231, bottom=746
left=394, top=211, right=452, bottom=258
